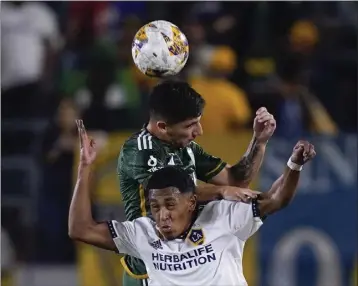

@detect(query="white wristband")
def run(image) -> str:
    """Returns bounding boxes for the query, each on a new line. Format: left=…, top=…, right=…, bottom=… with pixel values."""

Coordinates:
left=287, top=158, right=303, bottom=171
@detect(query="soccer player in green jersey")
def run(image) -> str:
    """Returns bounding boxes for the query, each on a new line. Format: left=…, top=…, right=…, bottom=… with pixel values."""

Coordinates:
left=118, top=80, right=276, bottom=286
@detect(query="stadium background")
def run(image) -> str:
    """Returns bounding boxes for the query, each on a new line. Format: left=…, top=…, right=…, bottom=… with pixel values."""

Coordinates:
left=1, top=1, right=357, bottom=286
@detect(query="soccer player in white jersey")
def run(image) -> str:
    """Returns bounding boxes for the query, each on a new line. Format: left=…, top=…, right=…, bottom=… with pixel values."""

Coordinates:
left=69, top=120, right=316, bottom=286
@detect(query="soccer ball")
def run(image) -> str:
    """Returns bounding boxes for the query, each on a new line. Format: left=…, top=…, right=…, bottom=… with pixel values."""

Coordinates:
left=132, top=20, right=189, bottom=77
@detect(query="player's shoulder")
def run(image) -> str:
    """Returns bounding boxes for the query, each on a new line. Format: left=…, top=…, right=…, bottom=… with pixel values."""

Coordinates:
left=121, top=129, right=160, bottom=154
left=198, top=200, right=238, bottom=222
left=205, top=200, right=237, bottom=211
left=133, top=216, right=153, bottom=225
left=132, top=217, right=157, bottom=233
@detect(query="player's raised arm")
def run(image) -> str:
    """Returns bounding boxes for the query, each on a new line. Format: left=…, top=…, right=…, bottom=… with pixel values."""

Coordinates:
left=68, top=120, right=116, bottom=250
left=193, top=107, right=276, bottom=201
left=69, top=120, right=140, bottom=257
left=211, top=140, right=315, bottom=241
left=208, top=107, right=276, bottom=188
left=257, top=140, right=316, bottom=216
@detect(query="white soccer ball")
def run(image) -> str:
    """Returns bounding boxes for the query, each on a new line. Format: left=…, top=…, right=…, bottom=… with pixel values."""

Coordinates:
left=132, top=20, right=189, bottom=77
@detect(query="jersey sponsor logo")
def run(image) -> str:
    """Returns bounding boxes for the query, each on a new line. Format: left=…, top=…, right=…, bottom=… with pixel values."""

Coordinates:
left=137, top=131, right=153, bottom=151
left=151, top=244, right=216, bottom=272
left=187, top=228, right=205, bottom=245
left=147, top=155, right=158, bottom=167
left=149, top=240, right=163, bottom=250
left=147, top=166, right=163, bottom=173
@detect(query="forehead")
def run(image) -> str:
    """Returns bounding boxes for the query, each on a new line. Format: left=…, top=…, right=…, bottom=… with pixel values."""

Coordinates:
left=149, top=187, right=181, bottom=200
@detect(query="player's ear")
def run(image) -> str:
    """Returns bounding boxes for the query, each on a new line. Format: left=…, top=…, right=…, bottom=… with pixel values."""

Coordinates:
left=157, top=121, right=167, bottom=132
left=189, top=194, right=197, bottom=211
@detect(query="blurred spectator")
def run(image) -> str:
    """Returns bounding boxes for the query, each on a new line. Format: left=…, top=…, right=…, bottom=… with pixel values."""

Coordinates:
left=61, top=41, right=143, bottom=131
left=66, top=2, right=146, bottom=43
left=190, top=46, right=252, bottom=133
left=271, top=60, right=337, bottom=138
left=278, top=19, right=319, bottom=80
left=1, top=1, right=60, bottom=118
left=37, top=99, right=78, bottom=263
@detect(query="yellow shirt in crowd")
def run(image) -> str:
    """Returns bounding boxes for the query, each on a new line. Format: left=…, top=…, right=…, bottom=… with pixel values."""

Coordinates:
left=190, top=77, right=252, bottom=133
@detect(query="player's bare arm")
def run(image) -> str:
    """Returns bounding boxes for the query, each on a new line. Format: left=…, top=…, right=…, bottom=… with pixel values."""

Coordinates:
left=209, top=107, right=276, bottom=189
left=195, top=184, right=261, bottom=203
left=257, top=140, right=316, bottom=216
left=68, top=120, right=116, bottom=251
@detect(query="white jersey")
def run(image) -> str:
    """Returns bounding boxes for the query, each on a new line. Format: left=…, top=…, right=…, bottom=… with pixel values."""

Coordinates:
left=108, top=200, right=263, bottom=286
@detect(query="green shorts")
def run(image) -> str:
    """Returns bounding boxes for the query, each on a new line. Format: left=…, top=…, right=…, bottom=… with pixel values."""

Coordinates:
left=121, top=255, right=148, bottom=286
left=123, top=271, right=148, bottom=286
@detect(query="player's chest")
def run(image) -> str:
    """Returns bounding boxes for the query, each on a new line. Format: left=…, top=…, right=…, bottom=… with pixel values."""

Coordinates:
left=162, top=147, right=196, bottom=172
left=141, top=230, right=230, bottom=274
left=143, top=225, right=228, bottom=255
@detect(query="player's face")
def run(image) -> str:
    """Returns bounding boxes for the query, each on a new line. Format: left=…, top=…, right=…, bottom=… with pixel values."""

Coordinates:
left=149, top=187, right=196, bottom=240
left=166, top=117, right=203, bottom=148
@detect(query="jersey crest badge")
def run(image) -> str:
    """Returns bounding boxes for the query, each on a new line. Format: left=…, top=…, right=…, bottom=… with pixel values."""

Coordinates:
left=187, top=228, right=205, bottom=245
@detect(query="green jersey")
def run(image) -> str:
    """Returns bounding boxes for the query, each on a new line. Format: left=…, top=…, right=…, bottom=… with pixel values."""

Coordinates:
left=117, top=128, right=227, bottom=278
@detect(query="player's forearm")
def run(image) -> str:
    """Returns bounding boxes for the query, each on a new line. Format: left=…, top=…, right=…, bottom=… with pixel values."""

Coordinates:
left=68, top=165, right=96, bottom=239
left=269, top=166, right=300, bottom=209
left=195, top=184, right=223, bottom=201
left=229, top=136, right=266, bottom=188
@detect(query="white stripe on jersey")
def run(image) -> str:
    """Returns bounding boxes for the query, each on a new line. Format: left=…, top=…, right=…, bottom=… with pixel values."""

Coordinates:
left=137, top=130, right=146, bottom=151
left=137, top=131, right=153, bottom=151
left=143, top=134, right=148, bottom=150
left=148, top=135, right=153, bottom=149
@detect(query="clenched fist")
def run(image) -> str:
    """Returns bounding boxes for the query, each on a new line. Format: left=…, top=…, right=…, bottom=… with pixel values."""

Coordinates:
left=253, top=107, right=276, bottom=144
left=291, top=140, right=316, bottom=165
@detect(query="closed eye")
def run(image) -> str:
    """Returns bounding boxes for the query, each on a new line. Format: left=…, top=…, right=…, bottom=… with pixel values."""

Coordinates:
left=150, top=204, right=160, bottom=211
left=166, top=203, right=176, bottom=210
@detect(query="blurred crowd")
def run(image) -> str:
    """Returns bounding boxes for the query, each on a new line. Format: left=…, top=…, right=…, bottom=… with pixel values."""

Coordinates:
left=1, top=0, right=357, bottom=271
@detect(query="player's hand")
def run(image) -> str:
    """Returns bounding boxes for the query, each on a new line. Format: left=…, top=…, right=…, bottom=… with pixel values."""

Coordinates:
left=76, top=119, right=97, bottom=166
left=221, top=186, right=261, bottom=203
left=290, top=140, right=316, bottom=165
left=253, top=107, right=276, bottom=144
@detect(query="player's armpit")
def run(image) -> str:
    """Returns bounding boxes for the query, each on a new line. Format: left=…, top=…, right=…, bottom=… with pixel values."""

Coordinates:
left=69, top=221, right=117, bottom=251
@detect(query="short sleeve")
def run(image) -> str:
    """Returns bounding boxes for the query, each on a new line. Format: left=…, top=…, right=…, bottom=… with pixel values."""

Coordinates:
left=191, top=142, right=227, bottom=182
left=107, top=220, right=141, bottom=258
left=118, top=141, right=165, bottom=186
left=213, top=200, right=264, bottom=241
